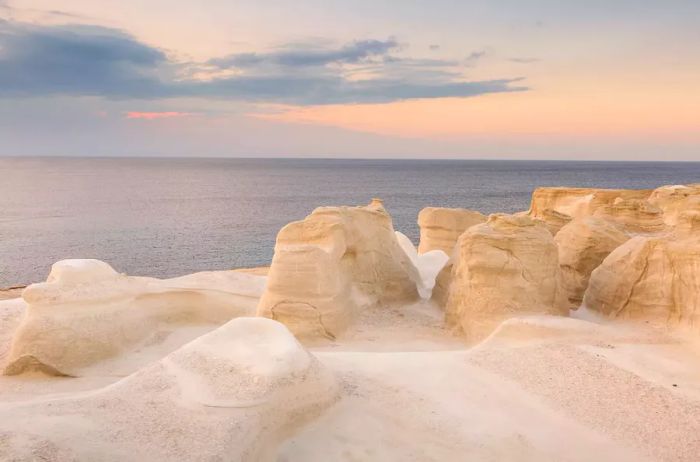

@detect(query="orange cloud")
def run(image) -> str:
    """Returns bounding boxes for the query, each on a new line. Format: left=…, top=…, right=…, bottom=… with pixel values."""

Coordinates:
left=125, top=111, right=193, bottom=120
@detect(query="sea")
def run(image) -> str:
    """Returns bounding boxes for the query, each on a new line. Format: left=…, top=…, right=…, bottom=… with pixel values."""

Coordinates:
left=1, top=157, right=699, bottom=287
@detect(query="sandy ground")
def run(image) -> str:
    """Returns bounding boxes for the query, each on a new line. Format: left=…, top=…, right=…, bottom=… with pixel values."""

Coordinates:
left=1, top=296, right=699, bottom=461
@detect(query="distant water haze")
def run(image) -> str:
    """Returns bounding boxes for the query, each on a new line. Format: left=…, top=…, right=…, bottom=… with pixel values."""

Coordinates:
left=2, top=157, right=699, bottom=287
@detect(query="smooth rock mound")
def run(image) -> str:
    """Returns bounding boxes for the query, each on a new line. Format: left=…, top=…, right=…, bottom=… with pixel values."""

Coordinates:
left=257, top=199, right=419, bottom=339
left=4, top=259, right=266, bottom=376
left=0, top=318, right=338, bottom=462
left=583, top=234, right=700, bottom=334
left=555, top=217, right=630, bottom=310
left=445, top=214, right=567, bottom=340
left=647, top=183, right=700, bottom=227
left=395, top=231, right=449, bottom=299
left=593, top=198, right=664, bottom=234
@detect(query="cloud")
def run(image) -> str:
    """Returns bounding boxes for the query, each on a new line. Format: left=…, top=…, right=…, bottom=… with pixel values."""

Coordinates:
left=0, top=19, right=527, bottom=105
left=209, top=38, right=400, bottom=69
left=509, top=57, right=540, bottom=64
left=125, top=111, right=193, bottom=120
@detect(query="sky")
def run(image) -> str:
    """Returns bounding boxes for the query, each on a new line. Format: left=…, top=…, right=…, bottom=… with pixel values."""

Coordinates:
left=0, top=0, right=699, bottom=160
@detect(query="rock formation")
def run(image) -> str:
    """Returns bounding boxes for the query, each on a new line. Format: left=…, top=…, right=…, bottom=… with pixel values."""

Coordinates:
left=445, top=214, right=567, bottom=340
left=647, top=183, right=700, bottom=228
left=592, top=198, right=665, bottom=234
left=417, top=207, right=487, bottom=254
left=583, top=233, right=700, bottom=333
left=528, top=187, right=652, bottom=221
left=257, top=199, right=419, bottom=339
left=555, top=217, right=630, bottom=310
left=4, top=259, right=266, bottom=376
left=416, top=207, right=487, bottom=305
left=394, top=231, right=449, bottom=299
left=0, top=317, right=338, bottom=462
left=528, top=208, right=573, bottom=236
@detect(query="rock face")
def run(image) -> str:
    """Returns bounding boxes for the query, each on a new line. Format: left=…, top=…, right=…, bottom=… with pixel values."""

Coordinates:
left=4, top=259, right=266, bottom=376
left=583, top=234, right=700, bottom=333
left=0, top=318, right=339, bottom=462
left=417, top=207, right=487, bottom=305
left=529, top=187, right=652, bottom=221
left=529, top=208, right=573, bottom=236
left=445, top=214, right=567, bottom=340
left=593, top=198, right=664, bottom=234
left=257, top=200, right=419, bottom=339
left=417, top=207, right=487, bottom=254
left=555, top=217, right=629, bottom=310
left=648, top=184, right=700, bottom=227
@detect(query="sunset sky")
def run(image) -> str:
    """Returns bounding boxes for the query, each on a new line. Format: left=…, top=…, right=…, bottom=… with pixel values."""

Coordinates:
left=1, top=0, right=699, bottom=160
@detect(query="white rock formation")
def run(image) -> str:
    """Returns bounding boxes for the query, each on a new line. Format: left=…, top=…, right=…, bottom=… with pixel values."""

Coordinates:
left=0, top=317, right=338, bottom=462
left=257, top=199, right=419, bottom=339
left=555, top=217, right=630, bottom=310
left=647, top=183, right=700, bottom=228
left=4, top=259, right=266, bottom=376
left=416, top=207, right=487, bottom=305
left=417, top=207, right=487, bottom=254
left=583, top=233, right=700, bottom=334
left=395, top=231, right=449, bottom=299
left=528, top=187, right=652, bottom=221
left=445, top=214, right=567, bottom=340
left=592, top=198, right=665, bottom=234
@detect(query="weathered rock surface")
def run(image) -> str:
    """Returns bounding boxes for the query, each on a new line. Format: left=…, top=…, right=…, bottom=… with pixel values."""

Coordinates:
left=445, top=214, right=567, bottom=340
left=417, top=207, right=487, bottom=254
left=416, top=207, right=487, bottom=306
left=0, top=317, right=338, bottom=462
left=257, top=199, right=419, bottom=339
left=583, top=234, right=700, bottom=333
left=648, top=184, right=700, bottom=228
left=555, top=217, right=630, bottom=310
left=4, top=259, right=266, bottom=376
left=592, top=198, right=665, bottom=234
left=529, top=187, right=652, bottom=221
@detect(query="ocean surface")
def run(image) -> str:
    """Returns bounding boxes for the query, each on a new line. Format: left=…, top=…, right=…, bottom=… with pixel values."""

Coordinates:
left=2, top=157, right=699, bottom=287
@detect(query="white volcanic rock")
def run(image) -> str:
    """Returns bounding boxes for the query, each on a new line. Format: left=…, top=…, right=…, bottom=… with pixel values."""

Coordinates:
left=0, top=317, right=338, bottom=462
left=445, top=214, right=567, bottom=340
left=416, top=207, right=487, bottom=306
left=592, top=198, right=665, bottom=234
left=555, top=217, right=630, bottom=310
left=257, top=199, right=419, bottom=339
left=395, top=231, right=449, bottom=299
left=417, top=207, right=487, bottom=254
left=648, top=183, right=700, bottom=228
left=583, top=233, right=700, bottom=334
left=528, top=208, right=573, bottom=236
left=529, top=187, right=652, bottom=221
left=4, top=259, right=266, bottom=376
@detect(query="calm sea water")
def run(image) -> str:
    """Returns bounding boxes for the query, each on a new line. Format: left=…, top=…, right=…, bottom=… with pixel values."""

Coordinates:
left=1, top=157, right=699, bottom=287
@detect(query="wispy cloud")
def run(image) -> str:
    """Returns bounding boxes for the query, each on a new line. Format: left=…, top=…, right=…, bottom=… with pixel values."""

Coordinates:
left=0, top=19, right=527, bottom=105
left=125, top=111, right=193, bottom=120
left=509, top=57, right=540, bottom=64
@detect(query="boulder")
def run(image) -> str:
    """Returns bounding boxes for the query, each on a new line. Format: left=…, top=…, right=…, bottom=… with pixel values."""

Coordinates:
left=583, top=234, right=700, bottom=334
left=417, top=207, right=487, bottom=254
left=4, top=259, right=266, bottom=376
left=445, top=214, right=567, bottom=340
left=0, top=318, right=338, bottom=462
left=416, top=207, right=487, bottom=306
left=257, top=199, right=419, bottom=339
left=555, top=217, right=629, bottom=310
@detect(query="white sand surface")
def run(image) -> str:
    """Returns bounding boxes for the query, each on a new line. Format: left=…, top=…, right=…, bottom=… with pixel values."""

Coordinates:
left=1, top=297, right=699, bottom=461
